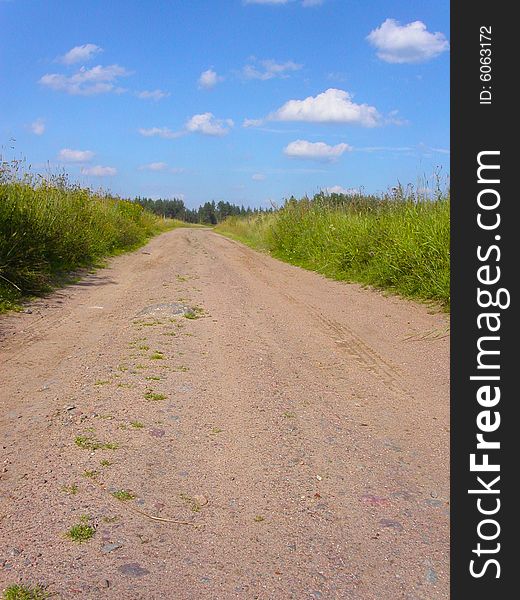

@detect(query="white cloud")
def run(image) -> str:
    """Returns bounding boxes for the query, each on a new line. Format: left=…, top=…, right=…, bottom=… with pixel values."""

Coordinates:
left=39, top=64, right=131, bottom=95
left=30, top=118, right=45, bottom=135
left=81, top=165, right=116, bottom=176
left=269, top=88, right=381, bottom=127
left=324, top=185, right=358, bottom=195
left=243, top=118, right=264, bottom=128
left=185, top=113, right=233, bottom=136
left=242, top=59, right=302, bottom=80
left=138, top=127, right=183, bottom=139
left=284, top=139, right=352, bottom=161
left=58, top=148, right=94, bottom=162
left=138, top=162, right=168, bottom=171
left=367, top=19, right=449, bottom=63
left=59, top=43, right=103, bottom=65
left=198, top=69, right=223, bottom=89
left=252, top=173, right=266, bottom=181
left=137, top=89, right=170, bottom=101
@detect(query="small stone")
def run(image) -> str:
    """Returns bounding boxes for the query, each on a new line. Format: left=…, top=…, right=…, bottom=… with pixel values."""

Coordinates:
left=150, top=428, right=165, bottom=438
left=101, top=542, right=122, bottom=554
left=118, top=563, right=149, bottom=577
left=102, top=579, right=110, bottom=588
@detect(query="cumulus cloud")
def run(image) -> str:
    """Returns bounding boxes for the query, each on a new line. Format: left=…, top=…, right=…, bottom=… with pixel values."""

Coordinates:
left=30, top=118, right=45, bottom=135
left=185, top=113, right=233, bottom=136
left=81, top=165, right=116, bottom=176
left=242, top=59, right=302, bottom=81
left=39, top=64, right=131, bottom=95
left=198, top=69, right=224, bottom=89
left=137, top=89, right=170, bottom=101
left=252, top=173, right=266, bottom=181
left=269, top=88, right=381, bottom=127
left=324, top=185, right=358, bottom=195
left=58, top=148, right=94, bottom=162
left=367, top=19, right=449, bottom=63
left=59, top=43, right=103, bottom=65
left=138, top=127, right=183, bottom=139
left=140, top=114, right=233, bottom=140
left=283, top=139, right=352, bottom=161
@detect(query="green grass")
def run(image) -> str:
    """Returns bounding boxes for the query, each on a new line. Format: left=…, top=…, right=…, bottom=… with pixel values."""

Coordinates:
left=2, top=585, right=50, bottom=600
left=216, top=187, right=450, bottom=309
left=74, top=435, right=118, bottom=451
left=0, top=162, right=182, bottom=312
left=144, top=391, right=166, bottom=401
left=112, top=489, right=136, bottom=501
left=65, top=515, right=95, bottom=542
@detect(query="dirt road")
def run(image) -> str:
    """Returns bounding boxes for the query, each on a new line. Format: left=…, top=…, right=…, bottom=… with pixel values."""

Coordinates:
left=0, top=228, right=449, bottom=599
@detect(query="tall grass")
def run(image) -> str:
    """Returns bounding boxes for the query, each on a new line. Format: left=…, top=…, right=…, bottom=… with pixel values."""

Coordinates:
left=216, top=187, right=450, bottom=309
left=0, top=161, right=178, bottom=311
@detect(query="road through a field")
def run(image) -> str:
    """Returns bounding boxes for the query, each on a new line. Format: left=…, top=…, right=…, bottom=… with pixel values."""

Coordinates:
left=0, top=228, right=449, bottom=599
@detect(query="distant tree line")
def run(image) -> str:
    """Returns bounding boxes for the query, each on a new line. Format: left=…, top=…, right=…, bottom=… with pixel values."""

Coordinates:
left=134, top=197, right=270, bottom=224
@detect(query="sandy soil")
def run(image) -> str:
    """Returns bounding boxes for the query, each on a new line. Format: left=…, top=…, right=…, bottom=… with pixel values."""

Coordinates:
left=0, top=228, right=449, bottom=599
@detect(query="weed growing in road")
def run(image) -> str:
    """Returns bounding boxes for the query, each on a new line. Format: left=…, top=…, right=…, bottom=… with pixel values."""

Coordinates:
left=211, top=427, right=223, bottom=434
left=2, top=584, right=50, bottom=600
left=95, top=380, right=110, bottom=386
left=61, top=484, right=79, bottom=495
left=74, top=435, right=118, bottom=451
left=130, top=421, right=144, bottom=429
left=184, top=306, right=204, bottom=320
left=102, top=516, right=119, bottom=523
left=150, top=351, right=164, bottom=360
left=145, top=376, right=161, bottom=381
left=180, top=493, right=202, bottom=513
left=83, top=470, right=98, bottom=479
left=144, top=391, right=166, bottom=401
left=66, top=515, right=95, bottom=542
left=253, top=515, right=265, bottom=523
left=100, top=459, right=112, bottom=467
left=112, top=489, right=136, bottom=501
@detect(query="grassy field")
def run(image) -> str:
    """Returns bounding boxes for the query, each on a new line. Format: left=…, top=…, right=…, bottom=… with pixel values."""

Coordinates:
left=0, top=164, right=180, bottom=311
left=216, top=188, right=450, bottom=309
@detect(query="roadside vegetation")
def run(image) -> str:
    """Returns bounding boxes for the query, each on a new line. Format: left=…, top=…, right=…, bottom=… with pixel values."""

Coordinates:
left=216, top=185, right=450, bottom=309
left=0, top=160, right=181, bottom=311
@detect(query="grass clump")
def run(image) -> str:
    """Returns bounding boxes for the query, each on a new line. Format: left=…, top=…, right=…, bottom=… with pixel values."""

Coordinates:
left=74, top=435, right=118, bottom=451
left=2, top=585, right=50, bottom=600
left=112, top=489, right=136, bottom=501
left=66, top=515, right=95, bottom=542
left=144, top=391, right=166, bottom=401
left=0, top=161, right=181, bottom=312
left=216, top=184, right=450, bottom=309
left=149, top=351, right=164, bottom=360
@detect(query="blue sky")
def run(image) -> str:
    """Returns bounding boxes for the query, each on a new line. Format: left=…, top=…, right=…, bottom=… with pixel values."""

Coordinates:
left=0, top=0, right=450, bottom=208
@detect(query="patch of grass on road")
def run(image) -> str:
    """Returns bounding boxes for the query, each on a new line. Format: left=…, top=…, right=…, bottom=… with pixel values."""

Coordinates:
left=2, top=584, right=50, bottom=600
